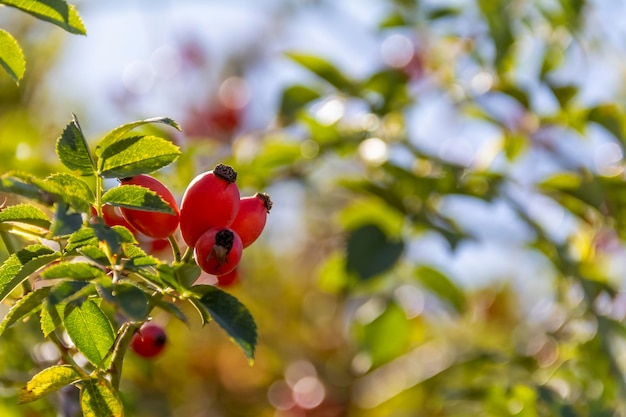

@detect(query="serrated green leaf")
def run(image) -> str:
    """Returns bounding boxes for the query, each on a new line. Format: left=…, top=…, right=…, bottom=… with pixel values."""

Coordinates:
left=66, top=227, right=98, bottom=252
left=98, top=135, right=181, bottom=178
left=110, top=226, right=136, bottom=244
left=95, top=117, right=180, bottom=158
left=175, top=263, right=201, bottom=288
left=0, top=286, right=51, bottom=335
left=0, top=0, right=86, bottom=35
left=346, top=224, right=404, bottom=281
left=41, top=262, right=105, bottom=280
left=102, top=185, right=174, bottom=214
left=80, top=378, right=123, bottom=417
left=43, top=173, right=94, bottom=212
left=285, top=52, right=354, bottom=92
left=0, top=172, right=63, bottom=206
left=40, top=300, right=64, bottom=337
left=64, top=300, right=115, bottom=367
left=0, top=29, right=25, bottom=84
left=121, top=244, right=158, bottom=270
left=0, top=204, right=50, bottom=229
left=415, top=266, right=466, bottom=313
left=19, top=365, right=83, bottom=404
left=56, top=115, right=96, bottom=176
left=78, top=246, right=110, bottom=267
left=195, top=285, right=257, bottom=363
left=0, top=244, right=60, bottom=303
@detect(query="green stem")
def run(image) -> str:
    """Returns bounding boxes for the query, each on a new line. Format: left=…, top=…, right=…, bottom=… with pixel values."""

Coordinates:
left=181, top=246, right=194, bottom=263
left=168, top=235, right=181, bottom=263
left=95, top=175, right=103, bottom=217
left=108, top=322, right=140, bottom=390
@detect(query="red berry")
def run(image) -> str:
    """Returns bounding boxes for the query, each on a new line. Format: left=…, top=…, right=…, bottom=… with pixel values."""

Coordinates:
left=130, top=324, right=167, bottom=358
left=216, top=268, right=239, bottom=287
left=230, top=193, right=272, bottom=248
left=119, top=175, right=180, bottom=239
left=194, top=227, right=242, bottom=276
left=179, top=164, right=240, bottom=247
left=102, top=205, right=136, bottom=231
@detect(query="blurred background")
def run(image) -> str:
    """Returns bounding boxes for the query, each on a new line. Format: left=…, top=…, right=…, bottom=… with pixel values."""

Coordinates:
left=3, top=0, right=626, bottom=415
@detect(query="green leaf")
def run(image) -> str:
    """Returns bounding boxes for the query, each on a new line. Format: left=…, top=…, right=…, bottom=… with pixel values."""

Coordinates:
left=346, top=224, right=404, bottom=281
left=0, top=29, right=25, bottom=84
left=47, top=280, right=92, bottom=306
left=549, top=83, right=578, bottom=108
left=358, top=300, right=411, bottom=366
left=66, top=227, right=98, bottom=252
left=102, top=185, right=175, bottom=214
left=0, top=286, right=51, bottom=335
left=99, top=282, right=149, bottom=321
left=0, top=204, right=50, bottom=229
left=285, top=52, right=354, bottom=92
left=0, top=0, right=86, bottom=35
left=64, top=300, right=115, bottom=367
left=111, top=226, right=136, bottom=244
left=40, top=300, right=64, bottom=337
left=279, top=85, right=321, bottom=123
left=0, top=244, right=60, bottom=303
left=49, top=203, right=83, bottom=237
left=194, top=285, right=257, bottom=363
left=175, top=263, right=201, bottom=288
left=153, top=299, right=188, bottom=324
left=98, top=135, right=181, bottom=178
left=41, top=262, right=105, bottom=280
left=80, top=378, right=124, bottom=417
left=19, top=365, right=83, bottom=404
left=43, top=173, right=94, bottom=212
left=89, top=218, right=121, bottom=254
left=415, top=266, right=466, bottom=313
left=0, top=172, right=62, bottom=206
left=78, top=246, right=110, bottom=267
left=56, top=115, right=96, bottom=176
left=95, top=116, right=181, bottom=157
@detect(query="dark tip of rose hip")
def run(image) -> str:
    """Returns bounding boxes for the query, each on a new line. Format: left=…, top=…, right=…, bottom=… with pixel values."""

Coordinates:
left=215, top=229, right=235, bottom=250
left=214, top=164, right=238, bottom=183
left=155, top=334, right=167, bottom=346
left=256, top=193, right=273, bottom=213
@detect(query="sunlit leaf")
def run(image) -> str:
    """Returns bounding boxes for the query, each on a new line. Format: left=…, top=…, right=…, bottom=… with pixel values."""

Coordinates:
left=0, top=0, right=86, bottom=35
left=64, top=300, right=115, bottom=367
left=98, top=135, right=181, bottom=178
left=0, top=204, right=50, bottom=229
left=0, top=244, right=59, bottom=303
left=56, top=115, right=95, bottom=176
left=41, top=262, right=105, bottom=280
left=0, top=286, right=51, bottom=335
left=0, top=29, right=25, bottom=84
left=102, top=185, right=175, bottom=214
left=19, top=365, right=83, bottom=404
left=43, top=173, right=94, bottom=212
left=80, top=378, right=124, bottom=417
left=95, top=116, right=180, bottom=157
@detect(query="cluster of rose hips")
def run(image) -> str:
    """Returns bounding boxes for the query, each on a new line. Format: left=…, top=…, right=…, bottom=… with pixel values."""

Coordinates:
left=96, top=163, right=271, bottom=357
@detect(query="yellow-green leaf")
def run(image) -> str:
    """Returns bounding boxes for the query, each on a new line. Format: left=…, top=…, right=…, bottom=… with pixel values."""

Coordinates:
left=19, top=365, right=83, bottom=404
left=80, top=378, right=124, bottom=417
left=0, top=0, right=87, bottom=35
left=0, top=29, right=25, bottom=84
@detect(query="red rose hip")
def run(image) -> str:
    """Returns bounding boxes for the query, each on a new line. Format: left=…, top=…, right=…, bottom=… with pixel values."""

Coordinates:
left=230, top=193, right=272, bottom=248
left=119, top=175, right=180, bottom=239
left=194, top=227, right=243, bottom=276
left=179, top=164, right=240, bottom=247
left=130, top=323, right=167, bottom=358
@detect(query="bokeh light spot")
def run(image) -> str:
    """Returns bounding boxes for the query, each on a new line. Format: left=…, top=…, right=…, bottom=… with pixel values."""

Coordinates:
left=219, top=77, right=251, bottom=110
left=358, top=137, right=389, bottom=165
left=381, top=34, right=413, bottom=68
left=292, top=376, right=325, bottom=409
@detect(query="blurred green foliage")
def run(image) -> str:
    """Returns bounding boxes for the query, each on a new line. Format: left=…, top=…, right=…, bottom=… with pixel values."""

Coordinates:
left=5, top=0, right=626, bottom=416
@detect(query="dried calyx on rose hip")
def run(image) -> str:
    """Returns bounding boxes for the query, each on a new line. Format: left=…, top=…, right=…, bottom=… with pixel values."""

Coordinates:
left=130, top=323, right=167, bottom=359
left=194, top=227, right=243, bottom=276
left=179, top=164, right=240, bottom=247
left=230, top=192, right=272, bottom=248
left=118, top=174, right=180, bottom=239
